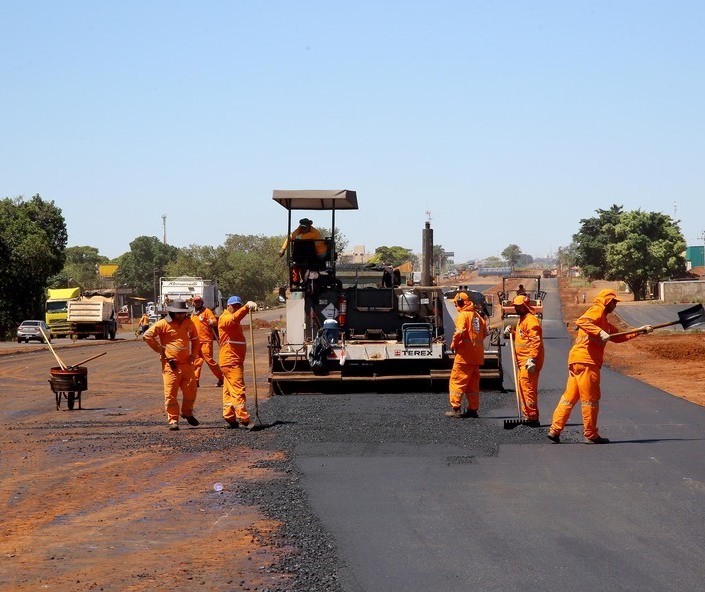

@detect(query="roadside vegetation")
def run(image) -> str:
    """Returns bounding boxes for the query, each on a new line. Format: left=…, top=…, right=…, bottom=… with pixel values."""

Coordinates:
left=0, top=194, right=692, bottom=339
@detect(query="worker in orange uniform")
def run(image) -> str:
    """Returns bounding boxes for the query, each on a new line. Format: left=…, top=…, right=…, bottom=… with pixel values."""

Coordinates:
left=143, top=299, right=202, bottom=431
left=218, top=295, right=258, bottom=429
left=191, top=296, right=224, bottom=388
left=547, top=289, right=653, bottom=444
left=138, top=312, right=150, bottom=335
left=504, top=295, right=544, bottom=427
left=278, top=217, right=327, bottom=287
left=446, top=292, right=488, bottom=418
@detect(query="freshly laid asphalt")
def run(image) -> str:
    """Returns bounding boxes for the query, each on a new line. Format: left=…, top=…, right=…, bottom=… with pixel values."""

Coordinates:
left=246, top=279, right=705, bottom=592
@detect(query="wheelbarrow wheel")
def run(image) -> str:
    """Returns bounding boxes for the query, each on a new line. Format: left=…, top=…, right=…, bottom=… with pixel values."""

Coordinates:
left=67, top=392, right=76, bottom=410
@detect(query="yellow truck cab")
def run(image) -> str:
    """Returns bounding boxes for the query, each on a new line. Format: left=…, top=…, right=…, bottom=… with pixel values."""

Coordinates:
left=45, top=287, right=81, bottom=338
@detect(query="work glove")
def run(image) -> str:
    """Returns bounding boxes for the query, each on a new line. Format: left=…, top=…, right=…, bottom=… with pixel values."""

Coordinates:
left=503, top=325, right=512, bottom=338
left=639, top=324, right=654, bottom=334
left=278, top=249, right=285, bottom=258
left=246, top=301, right=258, bottom=311
left=599, top=330, right=611, bottom=343
left=167, top=359, right=178, bottom=370
left=525, top=358, right=536, bottom=374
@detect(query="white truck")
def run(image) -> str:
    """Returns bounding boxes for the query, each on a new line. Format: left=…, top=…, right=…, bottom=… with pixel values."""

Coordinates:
left=67, top=291, right=118, bottom=340
left=159, top=277, right=224, bottom=314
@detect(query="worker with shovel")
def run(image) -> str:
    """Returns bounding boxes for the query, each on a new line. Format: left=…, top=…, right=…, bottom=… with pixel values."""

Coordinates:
left=191, top=296, right=224, bottom=388
left=504, top=295, right=544, bottom=427
left=218, top=295, right=258, bottom=429
left=143, top=299, right=202, bottom=431
left=547, top=289, right=652, bottom=444
left=445, top=292, right=488, bottom=418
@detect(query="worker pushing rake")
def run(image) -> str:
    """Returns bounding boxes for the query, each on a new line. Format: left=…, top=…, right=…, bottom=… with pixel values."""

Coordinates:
left=503, top=295, right=544, bottom=429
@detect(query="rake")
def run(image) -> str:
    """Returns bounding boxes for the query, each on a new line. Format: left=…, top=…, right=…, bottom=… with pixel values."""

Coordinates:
left=503, top=332, right=525, bottom=429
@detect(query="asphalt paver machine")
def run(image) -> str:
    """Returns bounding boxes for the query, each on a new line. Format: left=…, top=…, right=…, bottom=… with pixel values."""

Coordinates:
left=267, top=189, right=503, bottom=394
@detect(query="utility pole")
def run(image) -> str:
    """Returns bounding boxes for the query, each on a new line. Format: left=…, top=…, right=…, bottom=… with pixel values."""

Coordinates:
left=162, top=214, right=167, bottom=245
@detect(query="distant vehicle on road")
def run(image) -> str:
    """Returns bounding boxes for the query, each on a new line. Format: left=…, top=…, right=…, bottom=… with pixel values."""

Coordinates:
left=17, top=320, right=52, bottom=343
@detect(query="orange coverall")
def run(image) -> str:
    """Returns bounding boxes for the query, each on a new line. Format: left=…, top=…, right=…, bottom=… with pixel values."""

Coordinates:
left=281, top=225, right=327, bottom=284
left=449, top=301, right=488, bottom=413
left=143, top=316, right=201, bottom=425
left=550, top=291, right=639, bottom=439
left=191, top=307, right=224, bottom=384
left=513, top=310, right=544, bottom=422
left=218, top=306, right=251, bottom=425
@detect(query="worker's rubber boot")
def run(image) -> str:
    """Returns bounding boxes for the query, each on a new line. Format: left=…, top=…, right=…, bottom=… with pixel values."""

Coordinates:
left=585, top=436, right=610, bottom=444
left=181, top=414, right=199, bottom=427
left=546, top=430, right=560, bottom=443
left=444, top=408, right=463, bottom=418
left=463, top=409, right=479, bottom=418
left=523, top=419, right=541, bottom=428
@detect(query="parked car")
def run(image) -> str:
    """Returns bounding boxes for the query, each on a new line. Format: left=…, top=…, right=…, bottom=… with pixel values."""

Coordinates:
left=16, top=320, right=52, bottom=343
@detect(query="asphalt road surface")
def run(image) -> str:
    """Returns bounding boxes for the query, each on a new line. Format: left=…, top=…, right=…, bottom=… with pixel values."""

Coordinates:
left=279, top=283, right=705, bottom=592
left=2, top=293, right=704, bottom=591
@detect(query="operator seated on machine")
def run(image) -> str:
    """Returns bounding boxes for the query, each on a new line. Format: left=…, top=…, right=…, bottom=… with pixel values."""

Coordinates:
left=278, top=217, right=329, bottom=288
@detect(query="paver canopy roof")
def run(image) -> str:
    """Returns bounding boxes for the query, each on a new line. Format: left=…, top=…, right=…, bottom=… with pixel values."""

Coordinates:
left=272, top=189, right=358, bottom=211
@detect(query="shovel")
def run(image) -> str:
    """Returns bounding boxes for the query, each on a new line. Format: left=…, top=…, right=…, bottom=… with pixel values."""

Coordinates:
left=504, top=332, right=525, bottom=429
left=608, top=303, right=705, bottom=339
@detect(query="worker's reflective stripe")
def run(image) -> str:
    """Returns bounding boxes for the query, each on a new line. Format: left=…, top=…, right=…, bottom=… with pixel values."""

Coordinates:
left=224, top=340, right=246, bottom=345
left=165, top=345, right=189, bottom=351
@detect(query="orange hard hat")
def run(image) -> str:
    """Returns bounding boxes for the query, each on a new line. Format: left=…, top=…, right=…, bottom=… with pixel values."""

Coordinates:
left=512, top=294, right=534, bottom=312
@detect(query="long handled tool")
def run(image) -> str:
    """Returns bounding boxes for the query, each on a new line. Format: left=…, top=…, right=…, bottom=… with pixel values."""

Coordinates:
left=504, top=332, right=525, bottom=429
left=248, top=307, right=262, bottom=426
left=608, top=303, right=705, bottom=339
left=39, top=326, right=67, bottom=370
left=68, top=351, right=107, bottom=369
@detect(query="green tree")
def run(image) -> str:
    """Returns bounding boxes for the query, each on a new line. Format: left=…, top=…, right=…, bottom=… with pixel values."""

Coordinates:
left=167, top=244, right=220, bottom=279
left=501, top=244, right=522, bottom=268
left=433, top=245, right=450, bottom=274
left=369, top=246, right=417, bottom=268
left=49, top=246, right=110, bottom=290
left=573, top=206, right=685, bottom=300
left=557, top=243, right=577, bottom=276
left=482, top=256, right=505, bottom=268
left=573, top=205, right=623, bottom=280
left=214, top=234, right=285, bottom=303
left=0, top=195, right=67, bottom=335
left=114, top=236, right=179, bottom=301
left=605, top=210, right=686, bottom=300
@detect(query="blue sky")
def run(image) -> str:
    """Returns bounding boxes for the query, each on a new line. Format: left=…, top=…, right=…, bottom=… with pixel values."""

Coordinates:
left=2, top=1, right=703, bottom=263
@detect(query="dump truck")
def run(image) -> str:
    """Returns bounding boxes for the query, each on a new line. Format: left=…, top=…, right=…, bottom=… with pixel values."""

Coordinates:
left=267, top=189, right=503, bottom=394
left=67, top=290, right=117, bottom=340
left=497, top=275, right=546, bottom=333
left=45, top=287, right=81, bottom=338
left=158, top=277, right=224, bottom=315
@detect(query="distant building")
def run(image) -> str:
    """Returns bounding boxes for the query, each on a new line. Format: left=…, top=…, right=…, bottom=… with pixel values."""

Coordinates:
left=340, top=245, right=373, bottom=264
left=685, top=246, right=704, bottom=270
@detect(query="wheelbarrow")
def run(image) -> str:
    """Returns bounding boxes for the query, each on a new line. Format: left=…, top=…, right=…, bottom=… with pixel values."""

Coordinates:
left=49, top=366, right=88, bottom=410
left=46, top=351, right=107, bottom=411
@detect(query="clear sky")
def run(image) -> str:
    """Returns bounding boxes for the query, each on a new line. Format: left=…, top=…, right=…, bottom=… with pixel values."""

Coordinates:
left=2, top=1, right=703, bottom=263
